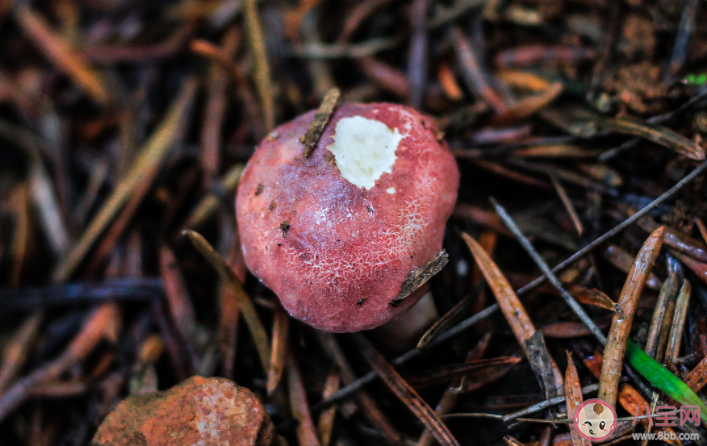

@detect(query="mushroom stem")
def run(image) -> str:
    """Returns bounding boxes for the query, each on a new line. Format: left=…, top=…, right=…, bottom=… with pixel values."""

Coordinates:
left=373, top=291, right=438, bottom=351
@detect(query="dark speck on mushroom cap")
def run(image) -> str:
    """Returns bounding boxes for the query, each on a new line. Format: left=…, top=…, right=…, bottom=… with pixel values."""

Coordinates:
left=235, top=103, right=459, bottom=332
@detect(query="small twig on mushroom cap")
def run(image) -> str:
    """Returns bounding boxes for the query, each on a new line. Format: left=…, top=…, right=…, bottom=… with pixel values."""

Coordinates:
left=392, top=250, right=448, bottom=306
left=301, top=87, right=340, bottom=158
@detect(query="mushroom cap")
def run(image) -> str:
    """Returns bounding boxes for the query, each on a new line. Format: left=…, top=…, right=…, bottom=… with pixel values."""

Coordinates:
left=236, top=103, right=459, bottom=332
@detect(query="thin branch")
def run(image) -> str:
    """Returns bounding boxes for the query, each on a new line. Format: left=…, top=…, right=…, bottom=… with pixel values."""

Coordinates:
left=490, top=198, right=607, bottom=345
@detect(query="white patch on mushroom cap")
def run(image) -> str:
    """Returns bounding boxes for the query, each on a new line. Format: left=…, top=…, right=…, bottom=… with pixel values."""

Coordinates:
left=326, top=116, right=403, bottom=189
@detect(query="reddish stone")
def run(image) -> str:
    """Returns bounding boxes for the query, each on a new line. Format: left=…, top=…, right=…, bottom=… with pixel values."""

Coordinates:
left=92, top=376, right=274, bottom=446
left=236, top=103, right=459, bottom=332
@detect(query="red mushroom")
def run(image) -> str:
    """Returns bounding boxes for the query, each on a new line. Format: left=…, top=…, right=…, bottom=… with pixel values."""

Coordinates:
left=236, top=103, right=459, bottom=332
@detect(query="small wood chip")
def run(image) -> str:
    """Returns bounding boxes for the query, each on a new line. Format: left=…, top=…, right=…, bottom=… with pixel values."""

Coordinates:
left=302, top=88, right=340, bottom=158
left=393, top=250, right=448, bottom=304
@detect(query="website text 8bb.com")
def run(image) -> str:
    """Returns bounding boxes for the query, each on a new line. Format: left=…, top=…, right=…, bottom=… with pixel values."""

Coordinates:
left=631, top=431, right=699, bottom=442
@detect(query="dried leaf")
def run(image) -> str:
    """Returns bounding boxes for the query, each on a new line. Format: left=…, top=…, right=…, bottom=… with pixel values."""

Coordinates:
left=497, top=70, right=551, bottom=91
left=695, top=216, right=707, bottom=246
left=599, top=227, right=664, bottom=408
left=316, top=332, right=404, bottom=445
left=510, top=145, right=602, bottom=158
left=508, top=159, right=611, bottom=193
left=503, top=435, right=525, bottom=446
left=524, top=332, right=562, bottom=399
left=418, top=334, right=492, bottom=446
left=29, top=160, right=69, bottom=257
left=571, top=288, right=618, bottom=313
left=462, top=233, right=535, bottom=343
left=0, top=303, right=121, bottom=422
left=218, top=238, right=242, bottom=379
left=243, top=0, right=274, bottom=131
left=0, top=311, right=43, bottom=392
left=285, top=0, right=327, bottom=40
left=541, top=316, right=612, bottom=338
left=437, top=62, right=464, bottom=100
left=418, top=291, right=476, bottom=350
left=317, top=369, right=339, bottom=446
left=159, top=244, right=196, bottom=342
left=288, top=352, right=320, bottom=446
left=53, top=80, right=196, bottom=282
left=462, top=233, right=562, bottom=398
left=564, top=352, right=584, bottom=446
left=576, top=164, right=623, bottom=187
left=666, top=280, right=691, bottom=363
left=359, top=57, right=410, bottom=97
left=197, top=30, right=238, bottom=179
left=549, top=173, right=583, bottom=237
left=185, top=164, right=244, bottom=228
left=489, top=83, right=563, bottom=126
left=594, top=116, right=705, bottom=160
left=15, top=6, right=109, bottom=105
left=603, top=244, right=662, bottom=290
left=637, top=215, right=707, bottom=263
left=351, top=333, right=460, bottom=446
left=644, top=267, right=679, bottom=358
left=6, top=184, right=30, bottom=286
left=469, top=159, right=552, bottom=189
left=185, top=230, right=270, bottom=372
left=291, top=37, right=401, bottom=59
left=451, top=356, right=520, bottom=394
left=267, top=304, right=290, bottom=395
left=670, top=250, right=707, bottom=286
left=404, top=357, right=521, bottom=389
left=451, top=27, right=506, bottom=114
left=494, top=45, right=595, bottom=67
left=685, top=355, right=707, bottom=393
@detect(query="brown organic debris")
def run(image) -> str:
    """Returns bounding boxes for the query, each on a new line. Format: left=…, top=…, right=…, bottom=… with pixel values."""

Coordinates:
left=301, top=87, right=341, bottom=158
left=92, top=376, right=275, bottom=446
left=564, top=352, right=584, bottom=446
left=394, top=250, right=449, bottom=303
left=598, top=227, right=665, bottom=408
